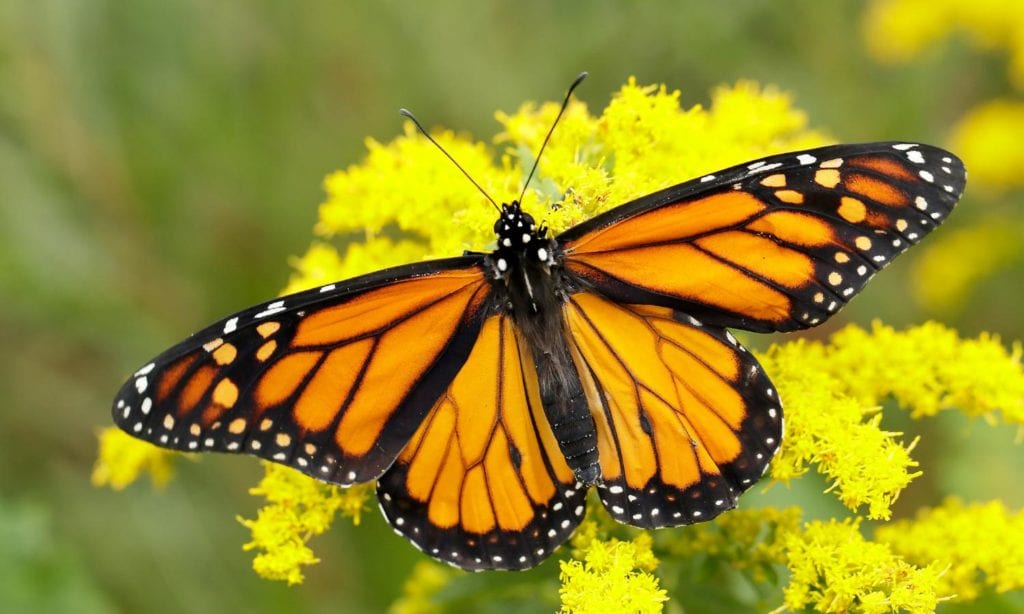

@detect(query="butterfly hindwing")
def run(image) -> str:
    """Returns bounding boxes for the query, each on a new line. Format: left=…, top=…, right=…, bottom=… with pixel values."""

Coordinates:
left=563, top=293, right=781, bottom=527
left=377, top=314, right=585, bottom=571
left=559, top=142, right=966, bottom=332
left=112, top=258, right=492, bottom=485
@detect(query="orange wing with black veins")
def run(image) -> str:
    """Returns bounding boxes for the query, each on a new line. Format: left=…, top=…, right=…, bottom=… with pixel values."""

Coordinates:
left=112, top=258, right=492, bottom=486
left=564, top=293, right=781, bottom=526
left=377, top=314, right=585, bottom=571
left=559, top=142, right=966, bottom=332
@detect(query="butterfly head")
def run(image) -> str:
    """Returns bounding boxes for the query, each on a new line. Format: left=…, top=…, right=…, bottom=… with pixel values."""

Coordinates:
left=491, top=201, right=555, bottom=275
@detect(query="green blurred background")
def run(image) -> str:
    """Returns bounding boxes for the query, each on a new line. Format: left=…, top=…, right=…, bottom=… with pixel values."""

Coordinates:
left=1, top=2, right=1021, bottom=612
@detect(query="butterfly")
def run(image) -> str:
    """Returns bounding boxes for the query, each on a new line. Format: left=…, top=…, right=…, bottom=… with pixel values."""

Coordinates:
left=111, top=77, right=966, bottom=571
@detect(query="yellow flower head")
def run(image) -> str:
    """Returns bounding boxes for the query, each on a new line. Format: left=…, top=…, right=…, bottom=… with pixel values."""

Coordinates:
left=864, top=0, right=1024, bottom=90
left=298, top=77, right=828, bottom=291
left=761, top=321, right=1024, bottom=519
left=238, top=462, right=372, bottom=584
left=92, top=426, right=176, bottom=490
left=877, top=498, right=1024, bottom=600
left=784, top=518, right=945, bottom=613
left=559, top=533, right=667, bottom=614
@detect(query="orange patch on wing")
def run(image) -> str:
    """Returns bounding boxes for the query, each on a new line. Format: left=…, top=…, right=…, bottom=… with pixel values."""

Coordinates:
left=450, top=319, right=501, bottom=466
left=460, top=466, right=495, bottom=534
left=659, top=341, right=746, bottom=430
left=568, top=244, right=792, bottom=324
left=157, top=354, right=197, bottom=402
left=696, top=231, right=814, bottom=289
left=335, top=285, right=480, bottom=457
left=485, top=429, right=534, bottom=531
left=846, top=172, right=908, bottom=206
left=674, top=383, right=743, bottom=466
left=292, top=271, right=483, bottom=347
left=256, top=322, right=280, bottom=338
left=640, top=389, right=701, bottom=489
left=564, top=191, right=766, bottom=254
left=404, top=400, right=456, bottom=501
left=256, top=340, right=277, bottom=362
left=428, top=444, right=464, bottom=529
left=212, top=343, right=237, bottom=366
left=212, top=378, right=238, bottom=408
left=292, top=339, right=372, bottom=433
left=838, top=196, right=867, bottom=223
left=179, top=365, right=217, bottom=415
left=775, top=189, right=804, bottom=204
left=814, top=169, right=841, bottom=188
left=255, top=351, right=322, bottom=410
left=649, top=321, right=740, bottom=381
left=847, top=155, right=915, bottom=181
left=746, top=210, right=836, bottom=247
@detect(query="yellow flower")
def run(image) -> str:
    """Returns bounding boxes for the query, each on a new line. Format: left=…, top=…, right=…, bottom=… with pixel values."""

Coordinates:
left=911, top=220, right=1021, bottom=312
left=91, top=426, right=176, bottom=490
left=310, top=77, right=829, bottom=277
left=238, top=462, right=372, bottom=584
left=761, top=321, right=1024, bottom=519
left=876, top=498, right=1024, bottom=600
left=949, top=99, right=1024, bottom=190
left=863, top=0, right=1024, bottom=90
left=388, top=561, right=458, bottom=614
left=559, top=533, right=667, bottom=614
left=783, top=518, right=945, bottom=613
left=758, top=340, right=922, bottom=520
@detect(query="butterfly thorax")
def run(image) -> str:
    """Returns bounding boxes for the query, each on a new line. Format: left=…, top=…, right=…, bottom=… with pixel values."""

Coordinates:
left=485, top=201, right=600, bottom=485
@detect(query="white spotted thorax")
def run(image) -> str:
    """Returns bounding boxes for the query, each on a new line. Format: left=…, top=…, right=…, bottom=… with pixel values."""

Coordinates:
left=487, top=201, right=557, bottom=281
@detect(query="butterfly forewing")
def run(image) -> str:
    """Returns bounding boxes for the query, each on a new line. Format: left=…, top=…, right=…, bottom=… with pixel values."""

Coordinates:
left=112, top=258, right=492, bottom=485
left=377, top=314, right=584, bottom=571
left=559, top=142, right=966, bottom=332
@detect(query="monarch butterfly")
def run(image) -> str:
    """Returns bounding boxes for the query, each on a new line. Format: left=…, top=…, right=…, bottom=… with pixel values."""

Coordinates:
left=112, top=74, right=966, bottom=571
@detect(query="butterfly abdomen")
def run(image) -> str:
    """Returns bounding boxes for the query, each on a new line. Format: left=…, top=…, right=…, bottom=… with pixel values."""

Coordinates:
left=530, top=341, right=600, bottom=485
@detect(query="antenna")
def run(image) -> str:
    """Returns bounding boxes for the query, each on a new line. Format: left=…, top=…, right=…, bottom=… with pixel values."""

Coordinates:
left=518, top=71, right=588, bottom=205
left=399, top=108, right=500, bottom=211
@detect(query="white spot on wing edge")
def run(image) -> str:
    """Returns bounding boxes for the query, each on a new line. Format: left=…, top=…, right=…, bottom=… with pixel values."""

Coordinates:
left=224, top=317, right=239, bottom=334
left=134, top=363, right=156, bottom=376
left=796, top=153, right=816, bottom=165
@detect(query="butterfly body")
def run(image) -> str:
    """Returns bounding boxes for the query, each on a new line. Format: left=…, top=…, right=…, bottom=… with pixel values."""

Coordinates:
left=487, top=202, right=602, bottom=485
left=113, top=141, right=965, bottom=571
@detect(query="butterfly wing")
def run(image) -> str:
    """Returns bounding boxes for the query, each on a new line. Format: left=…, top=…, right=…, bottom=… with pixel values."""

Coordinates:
left=559, top=142, right=966, bottom=332
left=563, top=292, right=780, bottom=526
left=112, top=258, right=492, bottom=485
left=377, top=314, right=584, bottom=571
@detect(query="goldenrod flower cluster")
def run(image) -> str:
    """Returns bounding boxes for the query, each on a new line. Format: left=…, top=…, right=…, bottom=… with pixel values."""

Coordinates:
left=877, top=498, right=1024, bottom=601
left=237, top=462, right=372, bottom=585
left=559, top=523, right=666, bottom=614
left=91, top=426, right=175, bottom=490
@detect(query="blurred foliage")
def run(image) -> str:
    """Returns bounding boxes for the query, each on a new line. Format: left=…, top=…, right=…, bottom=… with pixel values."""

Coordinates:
left=2, top=1, right=1022, bottom=612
